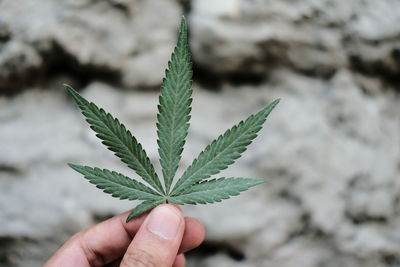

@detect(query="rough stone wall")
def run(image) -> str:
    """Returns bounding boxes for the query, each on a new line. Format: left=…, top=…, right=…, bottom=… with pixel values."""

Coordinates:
left=1, top=0, right=399, bottom=266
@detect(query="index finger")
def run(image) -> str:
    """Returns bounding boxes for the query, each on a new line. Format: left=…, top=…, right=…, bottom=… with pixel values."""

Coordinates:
left=44, top=210, right=147, bottom=267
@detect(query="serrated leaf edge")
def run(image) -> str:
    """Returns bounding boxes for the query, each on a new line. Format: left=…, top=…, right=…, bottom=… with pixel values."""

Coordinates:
left=156, top=17, right=193, bottom=194
left=171, top=99, right=279, bottom=195
left=169, top=177, right=267, bottom=205
left=66, top=85, right=165, bottom=195
left=68, top=164, right=162, bottom=201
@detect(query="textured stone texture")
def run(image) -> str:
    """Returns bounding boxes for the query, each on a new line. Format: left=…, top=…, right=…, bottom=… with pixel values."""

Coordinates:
left=0, top=0, right=181, bottom=92
left=190, top=0, right=400, bottom=82
left=1, top=0, right=400, bottom=267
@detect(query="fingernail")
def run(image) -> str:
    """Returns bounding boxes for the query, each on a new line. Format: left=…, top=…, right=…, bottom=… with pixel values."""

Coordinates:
left=147, top=205, right=181, bottom=240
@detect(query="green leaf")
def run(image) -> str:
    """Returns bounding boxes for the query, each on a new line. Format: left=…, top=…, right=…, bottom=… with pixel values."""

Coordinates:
left=65, top=17, right=281, bottom=221
left=169, top=178, right=266, bottom=205
left=156, top=17, right=193, bottom=194
left=66, top=85, right=165, bottom=194
left=171, top=99, right=279, bottom=195
left=126, top=199, right=165, bottom=222
left=68, top=164, right=162, bottom=201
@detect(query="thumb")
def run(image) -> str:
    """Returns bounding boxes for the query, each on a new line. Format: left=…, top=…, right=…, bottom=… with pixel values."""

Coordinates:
left=120, top=204, right=185, bottom=267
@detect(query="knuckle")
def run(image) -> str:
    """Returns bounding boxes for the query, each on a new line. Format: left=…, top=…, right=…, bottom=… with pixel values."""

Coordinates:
left=121, top=248, right=158, bottom=267
left=76, top=231, right=106, bottom=267
left=69, top=231, right=82, bottom=242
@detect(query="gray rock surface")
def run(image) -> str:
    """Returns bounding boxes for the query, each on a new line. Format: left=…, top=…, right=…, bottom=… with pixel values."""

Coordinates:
left=1, top=0, right=400, bottom=267
left=0, top=0, right=181, bottom=92
left=190, top=0, right=400, bottom=80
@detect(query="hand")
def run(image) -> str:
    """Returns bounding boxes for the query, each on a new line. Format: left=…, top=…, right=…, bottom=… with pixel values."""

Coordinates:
left=45, top=204, right=205, bottom=267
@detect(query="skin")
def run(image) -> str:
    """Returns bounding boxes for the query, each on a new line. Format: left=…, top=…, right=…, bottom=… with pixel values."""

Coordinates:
left=45, top=204, right=205, bottom=267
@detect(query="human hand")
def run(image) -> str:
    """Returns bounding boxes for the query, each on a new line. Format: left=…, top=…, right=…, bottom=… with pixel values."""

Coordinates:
left=45, top=204, right=205, bottom=267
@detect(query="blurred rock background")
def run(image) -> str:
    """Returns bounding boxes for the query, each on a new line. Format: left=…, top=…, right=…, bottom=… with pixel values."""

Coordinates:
left=0, top=0, right=399, bottom=266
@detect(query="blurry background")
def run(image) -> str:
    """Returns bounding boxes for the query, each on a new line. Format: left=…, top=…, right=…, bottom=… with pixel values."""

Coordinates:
left=1, top=0, right=400, bottom=266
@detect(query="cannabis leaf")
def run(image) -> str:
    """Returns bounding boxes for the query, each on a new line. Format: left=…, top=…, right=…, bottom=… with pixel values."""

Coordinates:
left=66, top=17, right=279, bottom=222
left=169, top=178, right=266, bottom=205
left=157, top=18, right=192, bottom=194
left=170, top=99, right=279, bottom=196
left=66, top=86, right=165, bottom=195
left=68, top=164, right=162, bottom=201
